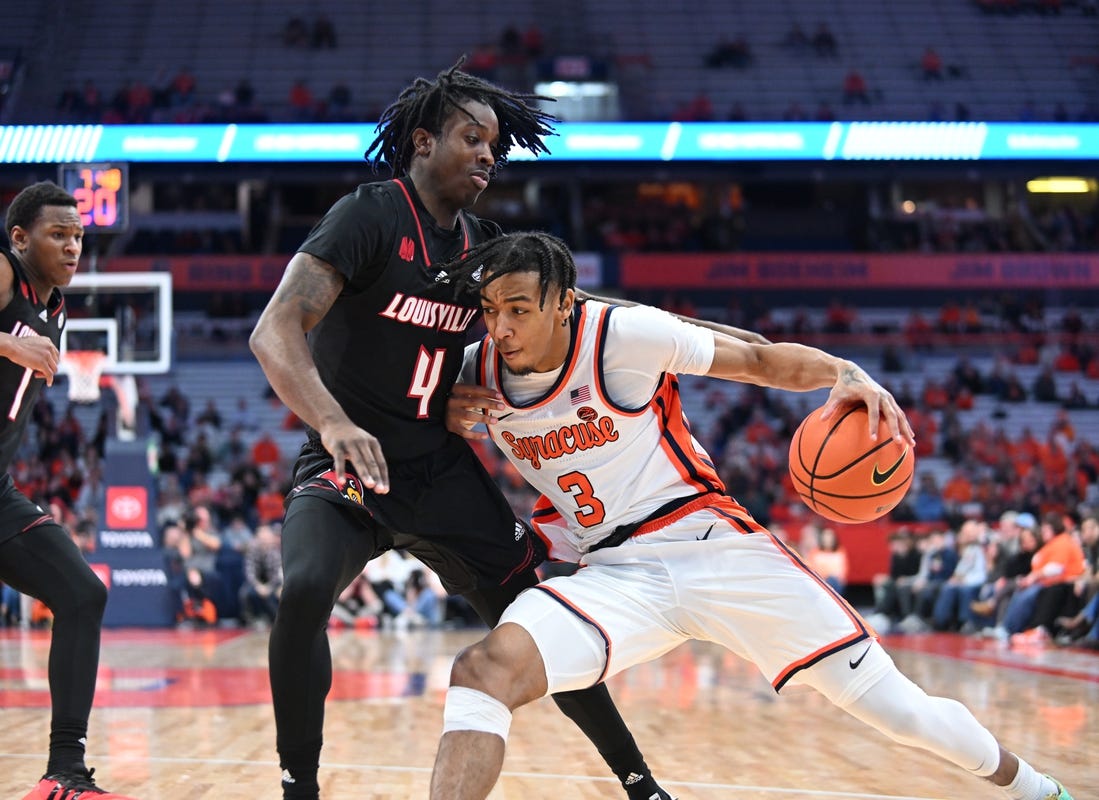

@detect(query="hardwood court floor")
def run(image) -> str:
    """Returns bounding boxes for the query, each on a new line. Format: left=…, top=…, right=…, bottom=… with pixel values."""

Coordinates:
left=1, top=626, right=1096, bottom=799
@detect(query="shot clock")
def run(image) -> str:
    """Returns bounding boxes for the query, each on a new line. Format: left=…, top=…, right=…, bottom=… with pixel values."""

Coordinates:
left=57, top=162, right=129, bottom=232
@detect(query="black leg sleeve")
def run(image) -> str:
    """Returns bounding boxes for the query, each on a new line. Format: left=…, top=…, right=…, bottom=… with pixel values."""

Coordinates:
left=269, top=498, right=378, bottom=778
left=0, top=523, right=108, bottom=772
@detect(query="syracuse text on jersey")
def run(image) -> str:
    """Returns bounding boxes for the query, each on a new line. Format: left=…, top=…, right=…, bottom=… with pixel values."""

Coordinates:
left=379, top=292, right=479, bottom=333
left=500, top=412, right=620, bottom=470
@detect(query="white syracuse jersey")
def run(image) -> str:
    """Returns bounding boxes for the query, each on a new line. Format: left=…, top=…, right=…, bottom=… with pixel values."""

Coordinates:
left=471, top=300, right=756, bottom=561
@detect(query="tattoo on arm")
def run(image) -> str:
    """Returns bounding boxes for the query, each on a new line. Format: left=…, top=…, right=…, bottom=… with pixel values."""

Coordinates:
left=275, top=254, right=345, bottom=330
left=839, top=366, right=866, bottom=386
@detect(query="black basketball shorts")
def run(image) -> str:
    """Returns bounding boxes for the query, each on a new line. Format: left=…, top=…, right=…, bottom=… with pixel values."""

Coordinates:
left=286, top=435, right=545, bottom=595
left=0, top=473, right=56, bottom=547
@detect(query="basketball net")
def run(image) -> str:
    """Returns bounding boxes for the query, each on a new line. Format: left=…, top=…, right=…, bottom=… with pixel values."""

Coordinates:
left=63, top=350, right=106, bottom=403
left=61, top=350, right=138, bottom=441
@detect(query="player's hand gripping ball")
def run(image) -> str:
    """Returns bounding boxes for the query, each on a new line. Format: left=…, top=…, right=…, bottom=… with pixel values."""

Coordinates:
left=788, top=403, right=914, bottom=523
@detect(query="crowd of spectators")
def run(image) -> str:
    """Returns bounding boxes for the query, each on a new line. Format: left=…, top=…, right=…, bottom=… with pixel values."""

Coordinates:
left=865, top=510, right=1098, bottom=651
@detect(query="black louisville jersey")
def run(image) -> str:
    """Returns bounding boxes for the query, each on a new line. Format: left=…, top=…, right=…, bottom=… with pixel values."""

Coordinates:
left=0, top=245, right=66, bottom=474
left=298, top=177, right=499, bottom=461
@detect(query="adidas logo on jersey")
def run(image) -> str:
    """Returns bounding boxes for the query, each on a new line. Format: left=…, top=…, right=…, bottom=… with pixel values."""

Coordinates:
left=434, top=269, right=451, bottom=284
left=624, top=772, right=643, bottom=785
left=281, top=769, right=296, bottom=785
left=514, top=522, right=525, bottom=541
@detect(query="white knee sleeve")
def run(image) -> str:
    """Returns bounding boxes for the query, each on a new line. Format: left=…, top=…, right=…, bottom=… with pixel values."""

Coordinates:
left=442, top=686, right=513, bottom=740
left=841, top=665, right=1001, bottom=777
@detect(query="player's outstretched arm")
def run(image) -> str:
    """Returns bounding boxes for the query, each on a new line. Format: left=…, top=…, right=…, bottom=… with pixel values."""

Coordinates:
left=250, top=252, right=389, bottom=492
left=706, top=333, right=914, bottom=446
left=578, top=289, right=771, bottom=344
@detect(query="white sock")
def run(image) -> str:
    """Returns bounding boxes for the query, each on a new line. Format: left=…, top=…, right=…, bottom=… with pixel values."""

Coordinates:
left=1004, top=757, right=1057, bottom=800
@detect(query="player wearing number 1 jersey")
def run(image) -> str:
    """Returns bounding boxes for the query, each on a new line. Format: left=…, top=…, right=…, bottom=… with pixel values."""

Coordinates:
left=430, top=231, right=1073, bottom=800
left=250, top=61, right=678, bottom=800
left=1, top=182, right=138, bottom=799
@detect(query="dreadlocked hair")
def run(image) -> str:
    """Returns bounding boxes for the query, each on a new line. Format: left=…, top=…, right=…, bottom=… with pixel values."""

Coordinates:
left=445, top=231, right=577, bottom=311
left=364, top=57, right=556, bottom=176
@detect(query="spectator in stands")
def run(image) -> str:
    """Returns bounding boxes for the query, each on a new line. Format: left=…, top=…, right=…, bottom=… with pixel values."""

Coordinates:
left=289, top=79, right=317, bottom=121
left=842, top=69, right=871, bottom=105
left=251, top=431, right=282, bottom=472
left=1055, top=514, right=1098, bottom=644
left=812, top=22, right=838, bottom=58
left=240, top=523, right=282, bottom=628
left=814, top=101, right=836, bottom=122
left=522, top=23, right=545, bottom=59
left=230, top=397, right=259, bottom=432
left=806, top=526, right=848, bottom=595
left=499, top=24, right=523, bottom=60
left=465, top=43, right=499, bottom=80
left=283, top=16, right=309, bottom=47
left=327, top=82, right=353, bottom=121
left=196, top=399, right=222, bottom=430
left=1032, top=366, right=1059, bottom=403
left=913, top=473, right=947, bottom=522
left=868, top=529, right=923, bottom=633
left=311, top=13, right=337, bottom=48
left=330, top=565, right=383, bottom=629
left=703, top=36, right=752, bottom=69
left=896, top=528, right=959, bottom=633
left=56, top=83, right=82, bottom=117
left=170, top=66, right=197, bottom=107
left=782, top=23, right=809, bottom=51
left=398, top=563, right=448, bottom=628
left=185, top=504, right=232, bottom=620
left=254, top=475, right=286, bottom=525
left=234, top=79, right=256, bottom=112
left=164, top=521, right=218, bottom=627
left=995, top=512, right=1086, bottom=643
left=921, top=47, right=943, bottom=80
left=159, top=384, right=191, bottom=425
left=969, top=515, right=1039, bottom=632
left=932, top=519, right=989, bottom=631
left=781, top=101, right=809, bottom=121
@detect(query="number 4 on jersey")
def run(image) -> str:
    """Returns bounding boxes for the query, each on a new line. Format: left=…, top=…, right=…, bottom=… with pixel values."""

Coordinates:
left=408, top=346, right=446, bottom=418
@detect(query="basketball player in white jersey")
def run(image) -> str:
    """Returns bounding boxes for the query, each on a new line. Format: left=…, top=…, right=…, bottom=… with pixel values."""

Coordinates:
left=427, top=232, right=1074, bottom=800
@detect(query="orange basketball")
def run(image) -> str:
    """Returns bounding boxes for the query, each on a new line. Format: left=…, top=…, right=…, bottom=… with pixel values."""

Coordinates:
left=788, top=403, right=914, bottom=523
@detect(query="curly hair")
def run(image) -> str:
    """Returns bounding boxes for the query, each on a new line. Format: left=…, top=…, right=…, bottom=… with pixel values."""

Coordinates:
left=5, top=181, right=77, bottom=240
left=364, top=58, right=556, bottom=176
left=443, top=231, right=577, bottom=310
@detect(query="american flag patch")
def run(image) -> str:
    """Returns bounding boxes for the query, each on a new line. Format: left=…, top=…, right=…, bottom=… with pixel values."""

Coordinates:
left=570, top=385, right=591, bottom=405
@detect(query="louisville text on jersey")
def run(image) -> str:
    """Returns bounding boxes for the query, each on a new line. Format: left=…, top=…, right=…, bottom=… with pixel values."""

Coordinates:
left=9, top=319, right=40, bottom=339
left=500, top=415, right=619, bottom=470
left=379, top=292, right=478, bottom=333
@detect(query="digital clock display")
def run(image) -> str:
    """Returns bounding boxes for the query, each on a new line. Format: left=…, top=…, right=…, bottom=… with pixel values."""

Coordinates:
left=57, top=163, right=128, bottom=232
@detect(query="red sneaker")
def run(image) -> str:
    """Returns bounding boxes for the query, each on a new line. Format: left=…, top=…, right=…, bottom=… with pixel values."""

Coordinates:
left=21, top=767, right=139, bottom=799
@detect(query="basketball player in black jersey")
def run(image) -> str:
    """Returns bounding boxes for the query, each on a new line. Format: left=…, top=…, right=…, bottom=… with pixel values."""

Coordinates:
left=250, top=62, right=695, bottom=800
left=1, top=182, right=138, bottom=799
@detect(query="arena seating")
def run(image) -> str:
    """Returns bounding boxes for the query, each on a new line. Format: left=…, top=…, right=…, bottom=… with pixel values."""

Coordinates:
left=3, top=0, right=1097, bottom=123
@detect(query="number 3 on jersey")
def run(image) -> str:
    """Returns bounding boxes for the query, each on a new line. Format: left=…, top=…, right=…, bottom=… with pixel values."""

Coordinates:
left=557, top=470, right=606, bottom=527
left=408, top=346, right=446, bottom=417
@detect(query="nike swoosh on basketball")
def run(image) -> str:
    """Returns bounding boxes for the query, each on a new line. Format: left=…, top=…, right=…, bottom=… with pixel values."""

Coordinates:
left=849, top=642, right=873, bottom=669
left=871, top=447, right=909, bottom=485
